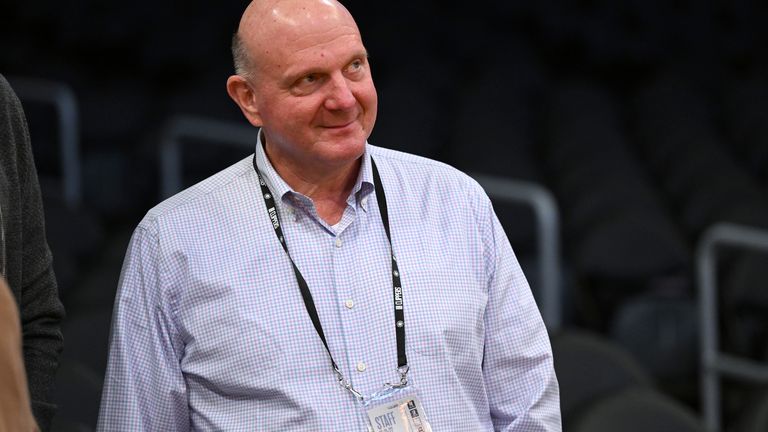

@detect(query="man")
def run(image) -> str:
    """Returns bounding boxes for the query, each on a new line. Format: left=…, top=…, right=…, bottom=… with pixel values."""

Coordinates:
left=0, top=74, right=64, bottom=431
left=98, top=0, right=561, bottom=430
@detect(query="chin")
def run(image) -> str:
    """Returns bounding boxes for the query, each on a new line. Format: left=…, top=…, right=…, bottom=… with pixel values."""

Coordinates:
left=318, top=139, right=365, bottom=165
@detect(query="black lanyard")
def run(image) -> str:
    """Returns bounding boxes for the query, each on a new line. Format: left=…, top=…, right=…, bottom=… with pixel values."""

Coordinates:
left=253, top=154, right=408, bottom=392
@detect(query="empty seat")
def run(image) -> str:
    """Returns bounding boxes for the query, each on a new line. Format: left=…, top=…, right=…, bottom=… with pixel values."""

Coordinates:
left=571, top=388, right=705, bottom=432
left=631, top=74, right=768, bottom=240
left=551, top=330, right=652, bottom=424
left=722, top=250, right=768, bottom=359
left=544, top=81, right=689, bottom=283
left=609, top=295, right=698, bottom=398
left=732, top=390, right=768, bottom=432
left=722, top=78, right=768, bottom=184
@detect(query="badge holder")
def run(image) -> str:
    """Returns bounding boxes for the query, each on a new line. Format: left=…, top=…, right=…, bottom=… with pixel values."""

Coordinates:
left=361, top=366, right=433, bottom=432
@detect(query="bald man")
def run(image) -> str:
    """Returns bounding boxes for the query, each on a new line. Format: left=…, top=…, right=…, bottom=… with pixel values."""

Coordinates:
left=98, top=1, right=561, bottom=430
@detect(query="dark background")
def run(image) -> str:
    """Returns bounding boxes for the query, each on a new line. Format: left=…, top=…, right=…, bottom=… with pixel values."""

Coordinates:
left=3, top=0, right=768, bottom=430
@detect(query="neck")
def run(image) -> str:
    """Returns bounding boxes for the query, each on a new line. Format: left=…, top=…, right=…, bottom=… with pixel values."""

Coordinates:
left=263, top=144, right=361, bottom=225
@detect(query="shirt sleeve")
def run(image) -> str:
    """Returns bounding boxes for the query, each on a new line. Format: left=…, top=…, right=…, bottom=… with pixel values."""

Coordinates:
left=97, top=224, right=190, bottom=431
left=481, top=199, right=562, bottom=432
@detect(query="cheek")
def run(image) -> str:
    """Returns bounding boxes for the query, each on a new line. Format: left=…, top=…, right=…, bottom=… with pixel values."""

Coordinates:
left=361, top=81, right=377, bottom=107
left=269, top=101, right=317, bottom=130
left=358, top=83, right=378, bottom=126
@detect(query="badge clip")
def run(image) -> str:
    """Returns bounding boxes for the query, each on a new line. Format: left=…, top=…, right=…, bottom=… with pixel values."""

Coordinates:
left=333, top=364, right=364, bottom=400
left=386, top=365, right=410, bottom=388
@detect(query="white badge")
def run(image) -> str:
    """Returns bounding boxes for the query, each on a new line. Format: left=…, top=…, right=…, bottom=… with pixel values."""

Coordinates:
left=365, top=392, right=433, bottom=432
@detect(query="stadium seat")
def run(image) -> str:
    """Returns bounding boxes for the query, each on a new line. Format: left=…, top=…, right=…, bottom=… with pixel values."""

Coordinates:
left=570, top=388, right=705, bottom=432
left=551, top=330, right=652, bottom=424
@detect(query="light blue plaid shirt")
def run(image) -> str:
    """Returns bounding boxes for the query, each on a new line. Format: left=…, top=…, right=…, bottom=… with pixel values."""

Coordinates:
left=97, top=137, right=561, bottom=431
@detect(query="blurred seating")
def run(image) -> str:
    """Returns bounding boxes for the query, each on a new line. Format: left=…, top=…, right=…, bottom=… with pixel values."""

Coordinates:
left=697, top=223, right=768, bottom=431
left=722, top=251, right=768, bottom=360
left=609, top=295, right=698, bottom=401
left=371, top=52, right=452, bottom=159
left=545, top=81, right=688, bottom=281
left=543, top=81, right=690, bottom=330
left=570, top=388, right=705, bottom=432
left=722, top=77, right=768, bottom=186
left=731, top=390, right=768, bottom=432
left=50, top=357, right=101, bottom=432
left=551, top=330, right=652, bottom=427
left=448, top=47, right=546, bottom=256
left=8, top=77, right=105, bottom=297
left=632, top=74, right=768, bottom=238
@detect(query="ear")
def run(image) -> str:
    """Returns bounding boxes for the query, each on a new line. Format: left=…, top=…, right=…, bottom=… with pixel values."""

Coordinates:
left=226, top=75, right=263, bottom=127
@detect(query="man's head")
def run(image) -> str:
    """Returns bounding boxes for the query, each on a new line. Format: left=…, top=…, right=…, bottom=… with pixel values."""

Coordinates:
left=227, top=0, right=377, bottom=176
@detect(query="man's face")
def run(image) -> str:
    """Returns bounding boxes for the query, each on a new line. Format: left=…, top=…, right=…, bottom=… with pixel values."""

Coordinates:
left=248, top=12, right=377, bottom=171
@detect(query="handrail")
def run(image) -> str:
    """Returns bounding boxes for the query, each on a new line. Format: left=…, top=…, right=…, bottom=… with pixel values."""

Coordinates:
left=158, top=115, right=563, bottom=330
left=471, top=174, right=562, bottom=331
left=159, top=115, right=259, bottom=198
left=8, top=77, right=82, bottom=208
left=696, top=222, right=768, bottom=432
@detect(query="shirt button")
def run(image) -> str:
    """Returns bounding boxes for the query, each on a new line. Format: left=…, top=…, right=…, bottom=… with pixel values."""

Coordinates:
left=344, top=299, right=354, bottom=309
left=335, top=237, right=342, bottom=248
left=356, top=362, right=367, bottom=372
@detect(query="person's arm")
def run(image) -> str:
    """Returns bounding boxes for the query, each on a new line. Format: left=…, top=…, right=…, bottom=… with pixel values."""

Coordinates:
left=1, top=74, right=65, bottom=431
left=97, top=224, right=190, bottom=431
left=0, top=277, right=39, bottom=432
left=481, top=199, right=562, bottom=431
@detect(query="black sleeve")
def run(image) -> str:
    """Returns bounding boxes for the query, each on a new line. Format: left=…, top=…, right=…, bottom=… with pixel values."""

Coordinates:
left=0, top=74, right=65, bottom=431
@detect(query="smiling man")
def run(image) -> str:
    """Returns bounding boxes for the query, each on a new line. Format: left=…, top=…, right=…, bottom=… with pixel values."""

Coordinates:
left=97, top=1, right=561, bottom=430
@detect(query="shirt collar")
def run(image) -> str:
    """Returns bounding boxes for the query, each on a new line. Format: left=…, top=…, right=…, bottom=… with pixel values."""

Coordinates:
left=253, top=130, right=375, bottom=211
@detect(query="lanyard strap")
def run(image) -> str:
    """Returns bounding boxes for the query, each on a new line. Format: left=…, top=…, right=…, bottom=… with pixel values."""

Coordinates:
left=253, top=155, right=408, bottom=397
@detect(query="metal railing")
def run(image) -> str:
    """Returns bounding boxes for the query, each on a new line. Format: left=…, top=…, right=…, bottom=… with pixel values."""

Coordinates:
left=697, top=223, right=768, bottom=432
left=160, top=115, right=259, bottom=198
left=8, top=77, right=82, bottom=208
left=159, top=115, right=563, bottom=330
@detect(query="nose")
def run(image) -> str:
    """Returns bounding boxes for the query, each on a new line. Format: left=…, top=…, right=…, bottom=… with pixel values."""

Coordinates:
left=324, top=73, right=356, bottom=111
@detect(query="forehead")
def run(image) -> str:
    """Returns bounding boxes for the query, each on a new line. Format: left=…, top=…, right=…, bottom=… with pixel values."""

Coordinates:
left=258, top=21, right=365, bottom=77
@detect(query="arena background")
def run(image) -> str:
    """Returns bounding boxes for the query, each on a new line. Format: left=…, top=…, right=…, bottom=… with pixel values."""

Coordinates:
left=2, top=1, right=768, bottom=430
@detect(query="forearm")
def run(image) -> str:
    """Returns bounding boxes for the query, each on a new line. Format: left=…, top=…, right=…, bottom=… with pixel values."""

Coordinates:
left=20, top=255, right=64, bottom=431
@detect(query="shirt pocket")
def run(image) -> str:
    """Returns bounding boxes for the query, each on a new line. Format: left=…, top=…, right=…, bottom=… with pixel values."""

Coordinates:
left=407, top=306, right=446, bottom=357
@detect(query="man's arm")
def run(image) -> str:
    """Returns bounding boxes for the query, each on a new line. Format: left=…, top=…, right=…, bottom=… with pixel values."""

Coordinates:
left=97, top=225, right=190, bottom=431
left=1, top=74, right=65, bottom=431
left=482, top=201, right=562, bottom=431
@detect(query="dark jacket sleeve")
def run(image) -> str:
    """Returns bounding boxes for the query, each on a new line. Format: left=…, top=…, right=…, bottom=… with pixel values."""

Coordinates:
left=0, top=74, right=65, bottom=431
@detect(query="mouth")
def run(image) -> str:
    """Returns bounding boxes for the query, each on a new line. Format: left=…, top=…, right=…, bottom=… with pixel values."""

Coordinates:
left=322, top=120, right=356, bottom=130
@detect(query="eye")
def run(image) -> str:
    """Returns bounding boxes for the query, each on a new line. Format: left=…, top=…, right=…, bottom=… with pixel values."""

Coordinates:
left=347, top=59, right=364, bottom=74
left=291, top=73, right=322, bottom=95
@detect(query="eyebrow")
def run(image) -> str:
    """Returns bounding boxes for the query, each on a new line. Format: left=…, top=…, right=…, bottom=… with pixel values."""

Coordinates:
left=283, top=50, right=370, bottom=85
